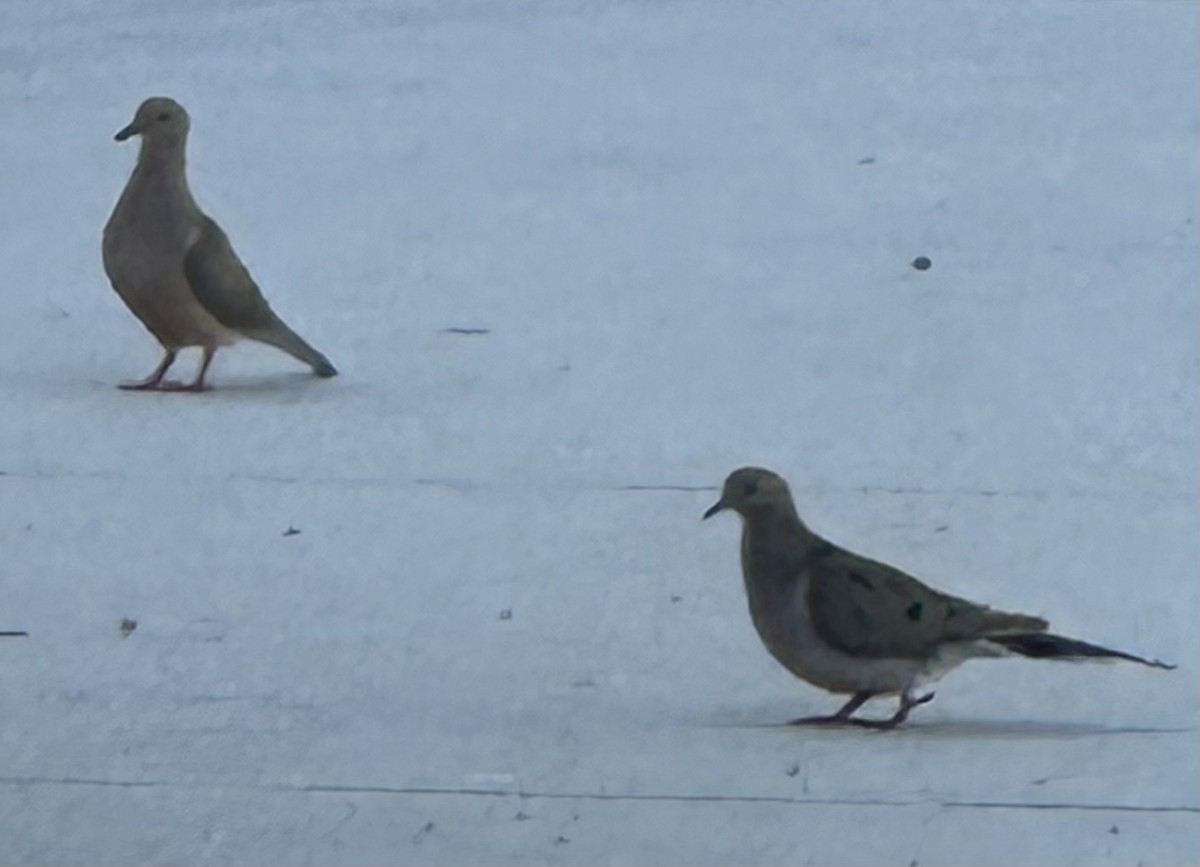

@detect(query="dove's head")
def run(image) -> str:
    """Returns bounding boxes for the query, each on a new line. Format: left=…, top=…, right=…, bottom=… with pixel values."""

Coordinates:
left=114, top=97, right=191, bottom=147
left=703, top=467, right=794, bottom=520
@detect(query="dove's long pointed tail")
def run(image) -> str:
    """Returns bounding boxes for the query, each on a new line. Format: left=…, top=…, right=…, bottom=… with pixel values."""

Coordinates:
left=990, top=633, right=1175, bottom=669
left=246, top=317, right=338, bottom=378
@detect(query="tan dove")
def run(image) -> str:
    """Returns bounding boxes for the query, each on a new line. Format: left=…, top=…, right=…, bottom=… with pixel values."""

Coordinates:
left=704, top=467, right=1174, bottom=728
left=102, top=97, right=337, bottom=391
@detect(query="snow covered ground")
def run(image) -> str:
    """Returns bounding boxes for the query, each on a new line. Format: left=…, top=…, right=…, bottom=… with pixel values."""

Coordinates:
left=0, top=0, right=1196, bottom=863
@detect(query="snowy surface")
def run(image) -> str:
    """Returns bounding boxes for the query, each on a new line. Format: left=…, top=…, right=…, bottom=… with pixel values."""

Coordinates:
left=0, top=0, right=1197, bottom=864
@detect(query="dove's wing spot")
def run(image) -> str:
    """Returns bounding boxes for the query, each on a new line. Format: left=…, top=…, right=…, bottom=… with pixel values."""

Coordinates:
left=800, top=541, right=836, bottom=567
left=848, top=571, right=873, bottom=591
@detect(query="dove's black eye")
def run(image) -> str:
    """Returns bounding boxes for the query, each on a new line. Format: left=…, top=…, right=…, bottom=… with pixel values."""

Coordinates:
left=742, top=480, right=758, bottom=497
left=157, top=112, right=171, bottom=122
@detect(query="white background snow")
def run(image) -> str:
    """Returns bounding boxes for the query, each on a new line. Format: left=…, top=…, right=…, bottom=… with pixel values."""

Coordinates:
left=0, top=0, right=1196, bottom=864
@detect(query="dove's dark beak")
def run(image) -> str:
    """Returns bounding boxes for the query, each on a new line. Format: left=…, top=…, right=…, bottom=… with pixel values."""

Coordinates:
left=114, top=122, right=139, bottom=142
left=702, top=498, right=726, bottom=520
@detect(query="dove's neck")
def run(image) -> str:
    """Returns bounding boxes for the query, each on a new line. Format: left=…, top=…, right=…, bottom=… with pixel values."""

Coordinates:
left=739, top=503, right=820, bottom=595
left=130, top=140, right=198, bottom=215
left=135, top=140, right=188, bottom=185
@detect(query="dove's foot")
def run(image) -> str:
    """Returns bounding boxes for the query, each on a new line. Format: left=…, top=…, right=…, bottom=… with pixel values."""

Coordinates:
left=120, top=347, right=214, bottom=391
left=847, top=691, right=935, bottom=730
left=118, top=349, right=179, bottom=390
left=119, top=378, right=189, bottom=391
left=789, top=691, right=934, bottom=730
left=789, top=714, right=860, bottom=726
left=789, top=691, right=874, bottom=726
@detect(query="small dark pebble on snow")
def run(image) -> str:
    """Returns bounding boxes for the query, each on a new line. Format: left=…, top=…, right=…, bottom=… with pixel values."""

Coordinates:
left=120, top=619, right=137, bottom=637
left=283, top=526, right=301, bottom=537
left=911, top=256, right=932, bottom=271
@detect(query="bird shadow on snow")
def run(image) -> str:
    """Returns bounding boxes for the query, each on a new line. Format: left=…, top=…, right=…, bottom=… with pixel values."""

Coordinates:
left=194, top=372, right=346, bottom=400
left=705, top=714, right=1195, bottom=740
left=874, top=719, right=1195, bottom=740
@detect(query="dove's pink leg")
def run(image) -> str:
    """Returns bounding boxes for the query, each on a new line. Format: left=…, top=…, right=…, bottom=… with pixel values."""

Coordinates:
left=164, top=346, right=216, bottom=392
left=118, top=349, right=181, bottom=390
left=845, top=691, right=935, bottom=730
left=788, top=691, right=874, bottom=726
left=789, top=690, right=935, bottom=729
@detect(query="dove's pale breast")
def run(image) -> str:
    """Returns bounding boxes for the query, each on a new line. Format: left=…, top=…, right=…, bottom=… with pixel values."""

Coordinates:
left=103, top=164, right=237, bottom=349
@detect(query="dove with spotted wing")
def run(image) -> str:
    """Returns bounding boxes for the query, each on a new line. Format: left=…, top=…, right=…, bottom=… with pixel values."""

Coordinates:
left=704, top=467, right=1174, bottom=728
